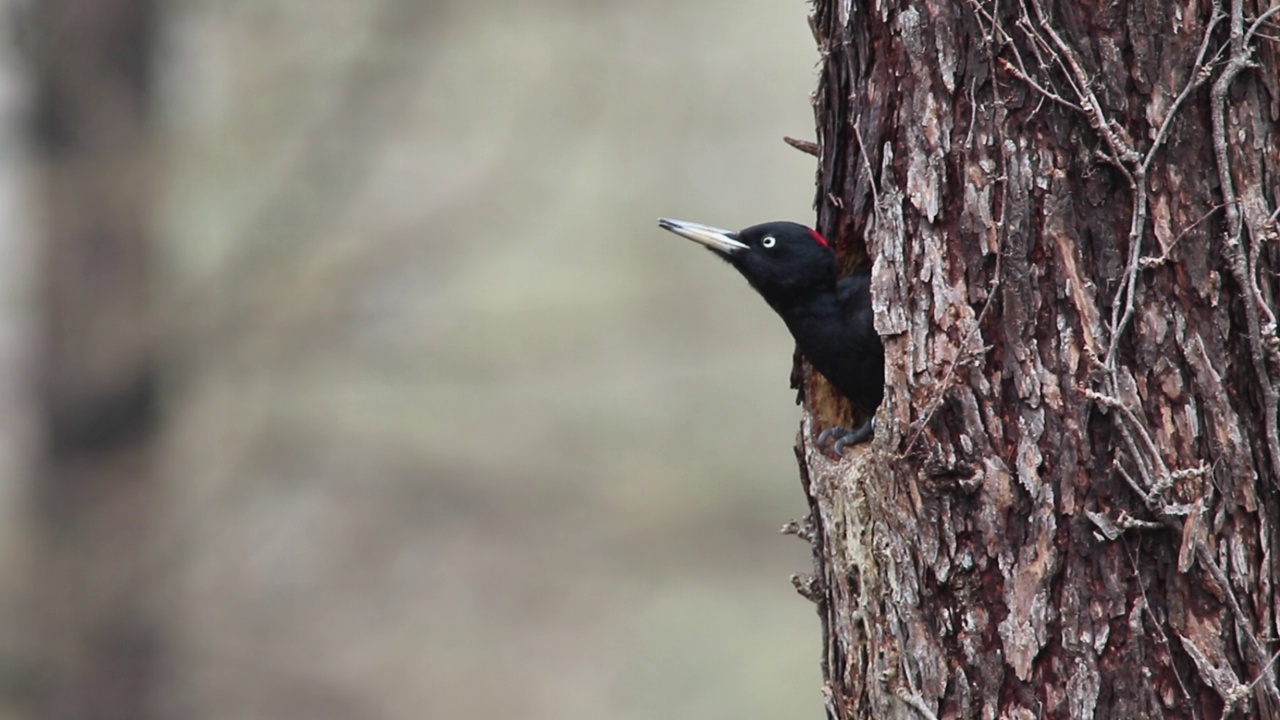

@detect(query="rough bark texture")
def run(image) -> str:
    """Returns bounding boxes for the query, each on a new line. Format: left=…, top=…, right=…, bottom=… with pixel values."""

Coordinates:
left=29, top=1, right=162, bottom=717
left=796, top=0, right=1280, bottom=718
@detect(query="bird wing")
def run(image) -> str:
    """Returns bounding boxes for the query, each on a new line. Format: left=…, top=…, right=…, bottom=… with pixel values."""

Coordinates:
left=836, top=271, right=873, bottom=322
left=833, top=270, right=885, bottom=410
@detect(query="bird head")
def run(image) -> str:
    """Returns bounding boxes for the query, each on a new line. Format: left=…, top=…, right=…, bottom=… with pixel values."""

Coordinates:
left=658, top=218, right=837, bottom=307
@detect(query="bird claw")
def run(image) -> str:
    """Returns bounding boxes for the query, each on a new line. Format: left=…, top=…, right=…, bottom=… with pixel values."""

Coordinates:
left=817, top=426, right=850, bottom=446
left=817, top=418, right=875, bottom=455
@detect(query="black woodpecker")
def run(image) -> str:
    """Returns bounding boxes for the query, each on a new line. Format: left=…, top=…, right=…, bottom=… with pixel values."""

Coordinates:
left=658, top=218, right=884, bottom=452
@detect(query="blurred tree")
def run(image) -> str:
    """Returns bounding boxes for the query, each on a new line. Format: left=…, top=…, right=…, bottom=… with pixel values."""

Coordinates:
left=795, top=0, right=1280, bottom=717
left=28, top=0, right=161, bottom=718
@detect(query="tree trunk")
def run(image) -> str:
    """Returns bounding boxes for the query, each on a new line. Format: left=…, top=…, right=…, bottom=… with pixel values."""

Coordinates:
left=797, top=0, right=1280, bottom=717
left=28, top=1, right=162, bottom=717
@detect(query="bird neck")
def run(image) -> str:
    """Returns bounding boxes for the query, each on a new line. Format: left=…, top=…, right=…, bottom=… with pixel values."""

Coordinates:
left=766, top=281, right=839, bottom=324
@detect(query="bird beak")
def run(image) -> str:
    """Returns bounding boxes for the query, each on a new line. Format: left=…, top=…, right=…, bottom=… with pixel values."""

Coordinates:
left=658, top=218, right=749, bottom=256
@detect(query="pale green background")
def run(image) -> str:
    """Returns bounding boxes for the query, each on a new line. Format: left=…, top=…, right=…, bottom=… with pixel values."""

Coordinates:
left=153, top=1, right=825, bottom=717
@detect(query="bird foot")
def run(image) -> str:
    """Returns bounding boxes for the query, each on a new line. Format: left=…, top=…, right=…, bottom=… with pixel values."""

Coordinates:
left=817, top=418, right=875, bottom=455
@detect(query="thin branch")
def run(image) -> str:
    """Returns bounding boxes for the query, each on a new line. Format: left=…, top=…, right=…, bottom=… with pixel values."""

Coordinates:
left=784, top=136, right=820, bottom=156
left=1114, top=460, right=1155, bottom=509
left=1193, top=538, right=1280, bottom=705
left=1245, top=4, right=1280, bottom=47
left=1116, top=443, right=1280, bottom=709
left=1025, top=0, right=1139, bottom=166
left=994, top=57, right=1082, bottom=111
left=1014, top=3, right=1086, bottom=103
left=1139, top=7, right=1226, bottom=175
left=853, top=122, right=881, bottom=218
left=1123, top=539, right=1202, bottom=720
left=1142, top=202, right=1228, bottom=268
left=1246, top=648, right=1280, bottom=693
left=893, top=687, right=940, bottom=720
left=1083, top=385, right=1171, bottom=487
left=1103, top=3, right=1227, bottom=373
left=1213, top=0, right=1247, bottom=244
left=1007, top=0, right=1152, bottom=368
left=1209, top=0, right=1280, bottom=485
left=963, top=76, right=979, bottom=149
left=1104, top=179, right=1149, bottom=369
left=901, top=285, right=998, bottom=459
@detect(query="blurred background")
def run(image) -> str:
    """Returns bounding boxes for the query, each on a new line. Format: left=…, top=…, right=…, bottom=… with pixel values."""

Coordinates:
left=0, top=1, right=825, bottom=718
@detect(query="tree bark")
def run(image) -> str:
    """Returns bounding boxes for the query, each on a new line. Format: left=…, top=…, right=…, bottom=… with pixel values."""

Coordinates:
left=797, top=0, right=1280, bottom=717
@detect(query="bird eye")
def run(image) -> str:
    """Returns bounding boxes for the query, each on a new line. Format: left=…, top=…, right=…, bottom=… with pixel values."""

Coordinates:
left=761, top=236, right=776, bottom=248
